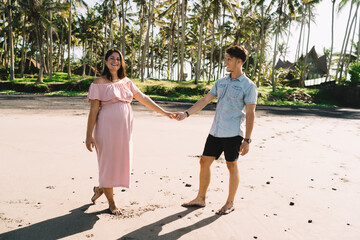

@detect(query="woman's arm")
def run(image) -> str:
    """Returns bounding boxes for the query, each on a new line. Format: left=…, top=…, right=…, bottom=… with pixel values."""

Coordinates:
left=85, top=100, right=100, bottom=152
left=175, top=92, right=216, bottom=121
left=133, top=92, right=175, bottom=119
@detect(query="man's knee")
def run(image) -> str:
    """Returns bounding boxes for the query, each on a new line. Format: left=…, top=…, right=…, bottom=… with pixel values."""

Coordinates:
left=200, top=156, right=215, bottom=168
left=226, top=161, right=238, bottom=172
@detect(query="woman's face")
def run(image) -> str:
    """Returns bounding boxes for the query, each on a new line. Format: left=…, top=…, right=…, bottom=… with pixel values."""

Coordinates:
left=105, top=52, right=121, bottom=73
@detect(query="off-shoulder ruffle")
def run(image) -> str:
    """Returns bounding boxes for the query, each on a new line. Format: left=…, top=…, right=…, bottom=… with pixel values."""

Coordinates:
left=87, top=78, right=140, bottom=104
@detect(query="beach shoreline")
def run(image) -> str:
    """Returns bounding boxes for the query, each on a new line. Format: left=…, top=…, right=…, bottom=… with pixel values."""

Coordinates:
left=0, top=96, right=359, bottom=239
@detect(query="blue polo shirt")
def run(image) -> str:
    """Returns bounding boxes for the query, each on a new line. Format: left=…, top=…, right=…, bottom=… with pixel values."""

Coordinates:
left=209, top=73, right=257, bottom=138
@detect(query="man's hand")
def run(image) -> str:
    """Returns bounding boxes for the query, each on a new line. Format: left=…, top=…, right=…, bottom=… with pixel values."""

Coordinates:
left=239, top=141, right=249, bottom=156
left=174, top=112, right=187, bottom=121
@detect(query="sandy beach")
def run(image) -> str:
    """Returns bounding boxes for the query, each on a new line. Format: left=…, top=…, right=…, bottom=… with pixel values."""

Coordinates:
left=0, top=95, right=360, bottom=240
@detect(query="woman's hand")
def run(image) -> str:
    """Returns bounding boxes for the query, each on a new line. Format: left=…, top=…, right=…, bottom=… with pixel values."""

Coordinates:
left=86, top=136, right=96, bottom=152
left=164, top=111, right=176, bottom=119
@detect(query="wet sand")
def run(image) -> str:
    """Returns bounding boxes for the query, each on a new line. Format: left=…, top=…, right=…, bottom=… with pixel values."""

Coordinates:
left=0, top=96, right=359, bottom=239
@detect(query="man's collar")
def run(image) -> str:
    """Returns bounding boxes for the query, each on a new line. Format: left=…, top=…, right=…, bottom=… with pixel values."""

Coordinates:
left=228, top=73, right=246, bottom=81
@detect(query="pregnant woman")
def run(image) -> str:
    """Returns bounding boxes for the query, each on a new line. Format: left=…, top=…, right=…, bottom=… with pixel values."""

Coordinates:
left=85, top=49, right=174, bottom=215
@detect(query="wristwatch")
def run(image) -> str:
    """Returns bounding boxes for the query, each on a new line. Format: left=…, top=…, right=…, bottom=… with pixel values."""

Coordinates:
left=243, top=138, right=251, bottom=144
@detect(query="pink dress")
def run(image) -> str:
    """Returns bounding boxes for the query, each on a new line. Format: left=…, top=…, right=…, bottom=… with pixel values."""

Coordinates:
left=87, top=77, right=140, bottom=188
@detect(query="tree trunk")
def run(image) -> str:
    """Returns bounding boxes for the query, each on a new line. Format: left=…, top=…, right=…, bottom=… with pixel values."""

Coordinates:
left=257, top=4, right=265, bottom=87
left=339, top=2, right=360, bottom=82
left=270, top=0, right=283, bottom=92
left=195, top=8, right=205, bottom=84
left=252, top=34, right=259, bottom=80
left=284, top=19, right=292, bottom=60
left=208, top=9, right=215, bottom=83
left=167, top=8, right=176, bottom=80
left=48, top=10, right=53, bottom=80
left=109, top=0, right=114, bottom=49
left=138, top=5, right=144, bottom=74
left=326, top=0, right=336, bottom=82
left=60, top=27, right=65, bottom=72
left=344, top=11, right=358, bottom=79
left=295, top=9, right=305, bottom=61
left=122, top=0, right=126, bottom=56
left=177, top=0, right=181, bottom=82
left=88, top=38, right=93, bottom=76
left=20, top=12, right=27, bottom=78
left=82, top=41, right=86, bottom=76
left=335, top=1, right=354, bottom=84
left=180, top=0, right=186, bottom=82
left=301, top=3, right=311, bottom=87
left=9, top=0, right=15, bottom=80
left=67, top=0, right=72, bottom=79
left=141, top=0, right=155, bottom=82
left=35, top=21, right=44, bottom=83
left=358, top=8, right=360, bottom=60
left=217, top=6, right=225, bottom=80
left=3, top=12, right=8, bottom=72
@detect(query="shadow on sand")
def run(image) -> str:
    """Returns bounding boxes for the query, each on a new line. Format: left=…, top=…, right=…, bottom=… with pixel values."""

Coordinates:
left=119, top=207, right=221, bottom=240
left=0, top=204, right=107, bottom=240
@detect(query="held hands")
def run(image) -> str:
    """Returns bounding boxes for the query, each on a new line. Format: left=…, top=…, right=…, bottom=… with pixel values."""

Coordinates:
left=174, top=112, right=187, bottom=121
left=164, top=111, right=177, bottom=119
left=163, top=111, right=187, bottom=121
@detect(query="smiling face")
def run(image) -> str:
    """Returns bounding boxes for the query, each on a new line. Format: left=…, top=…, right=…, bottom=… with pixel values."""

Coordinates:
left=105, top=52, right=121, bottom=73
left=224, top=53, right=242, bottom=72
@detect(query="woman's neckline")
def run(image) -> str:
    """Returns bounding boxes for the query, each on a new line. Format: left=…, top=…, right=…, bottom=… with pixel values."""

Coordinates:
left=93, top=78, right=127, bottom=84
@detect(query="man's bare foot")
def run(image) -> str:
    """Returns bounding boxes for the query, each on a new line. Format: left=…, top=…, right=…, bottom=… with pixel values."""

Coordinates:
left=91, top=186, right=103, bottom=204
left=109, top=202, right=121, bottom=215
left=181, top=198, right=206, bottom=208
left=216, top=202, right=235, bottom=215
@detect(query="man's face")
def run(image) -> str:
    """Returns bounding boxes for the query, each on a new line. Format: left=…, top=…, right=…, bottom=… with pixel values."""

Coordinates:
left=224, top=53, right=242, bottom=72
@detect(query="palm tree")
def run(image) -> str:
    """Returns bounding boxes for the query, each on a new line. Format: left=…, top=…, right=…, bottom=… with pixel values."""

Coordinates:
left=338, top=0, right=360, bottom=83
left=335, top=0, right=357, bottom=84
left=301, top=0, right=320, bottom=87
left=140, top=0, right=155, bottom=82
left=194, top=1, right=209, bottom=84
left=8, top=0, right=15, bottom=80
left=269, top=0, right=298, bottom=91
left=270, top=0, right=284, bottom=91
left=67, top=0, right=87, bottom=79
left=326, top=0, right=336, bottom=82
left=158, top=0, right=178, bottom=80
left=179, top=0, right=187, bottom=82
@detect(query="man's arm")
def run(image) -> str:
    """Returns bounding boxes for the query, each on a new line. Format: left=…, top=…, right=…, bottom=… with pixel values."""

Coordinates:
left=240, top=104, right=256, bottom=156
left=175, top=92, right=216, bottom=121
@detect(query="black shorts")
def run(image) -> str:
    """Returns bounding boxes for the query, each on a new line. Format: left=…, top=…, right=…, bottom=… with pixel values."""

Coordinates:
left=202, top=134, right=244, bottom=162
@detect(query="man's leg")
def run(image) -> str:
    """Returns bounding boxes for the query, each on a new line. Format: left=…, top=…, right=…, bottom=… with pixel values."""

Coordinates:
left=182, top=156, right=216, bottom=207
left=216, top=160, right=239, bottom=215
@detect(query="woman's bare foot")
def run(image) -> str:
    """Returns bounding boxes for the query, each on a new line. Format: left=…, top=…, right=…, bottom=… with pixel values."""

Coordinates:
left=181, top=197, right=206, bottom=208
left=91, top=186, right=103, bottom=204
left=109, top=202, right=121, bottom=215
left=216, top=202, right=235, bottom=215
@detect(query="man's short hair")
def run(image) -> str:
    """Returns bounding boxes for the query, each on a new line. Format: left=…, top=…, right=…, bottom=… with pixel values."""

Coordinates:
left=226, top=46, right=248, bottom=64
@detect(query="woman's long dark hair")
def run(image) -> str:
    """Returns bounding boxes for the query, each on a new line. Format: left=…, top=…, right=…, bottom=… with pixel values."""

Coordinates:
left=102, top=49, right=126, bottom=81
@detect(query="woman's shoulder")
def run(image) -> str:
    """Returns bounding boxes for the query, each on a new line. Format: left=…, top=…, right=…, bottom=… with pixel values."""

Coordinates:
left=93, top=76, right=109, bottom=84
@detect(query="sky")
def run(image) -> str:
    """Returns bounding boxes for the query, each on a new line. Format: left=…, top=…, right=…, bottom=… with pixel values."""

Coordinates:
left=80, top=0, right=353, bottom=64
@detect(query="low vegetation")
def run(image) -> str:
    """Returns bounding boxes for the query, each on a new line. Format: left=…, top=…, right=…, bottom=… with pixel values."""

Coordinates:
left=0, top=73, right=340, bottom=107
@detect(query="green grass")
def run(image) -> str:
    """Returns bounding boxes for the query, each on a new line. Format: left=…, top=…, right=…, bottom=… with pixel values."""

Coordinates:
left=0, top=75, right=340, bottom=107
left=11, top=72, right=85, bottom=84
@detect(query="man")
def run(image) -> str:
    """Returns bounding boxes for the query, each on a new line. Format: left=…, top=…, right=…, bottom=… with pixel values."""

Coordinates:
left=175, top=45, right=257, bottom=215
